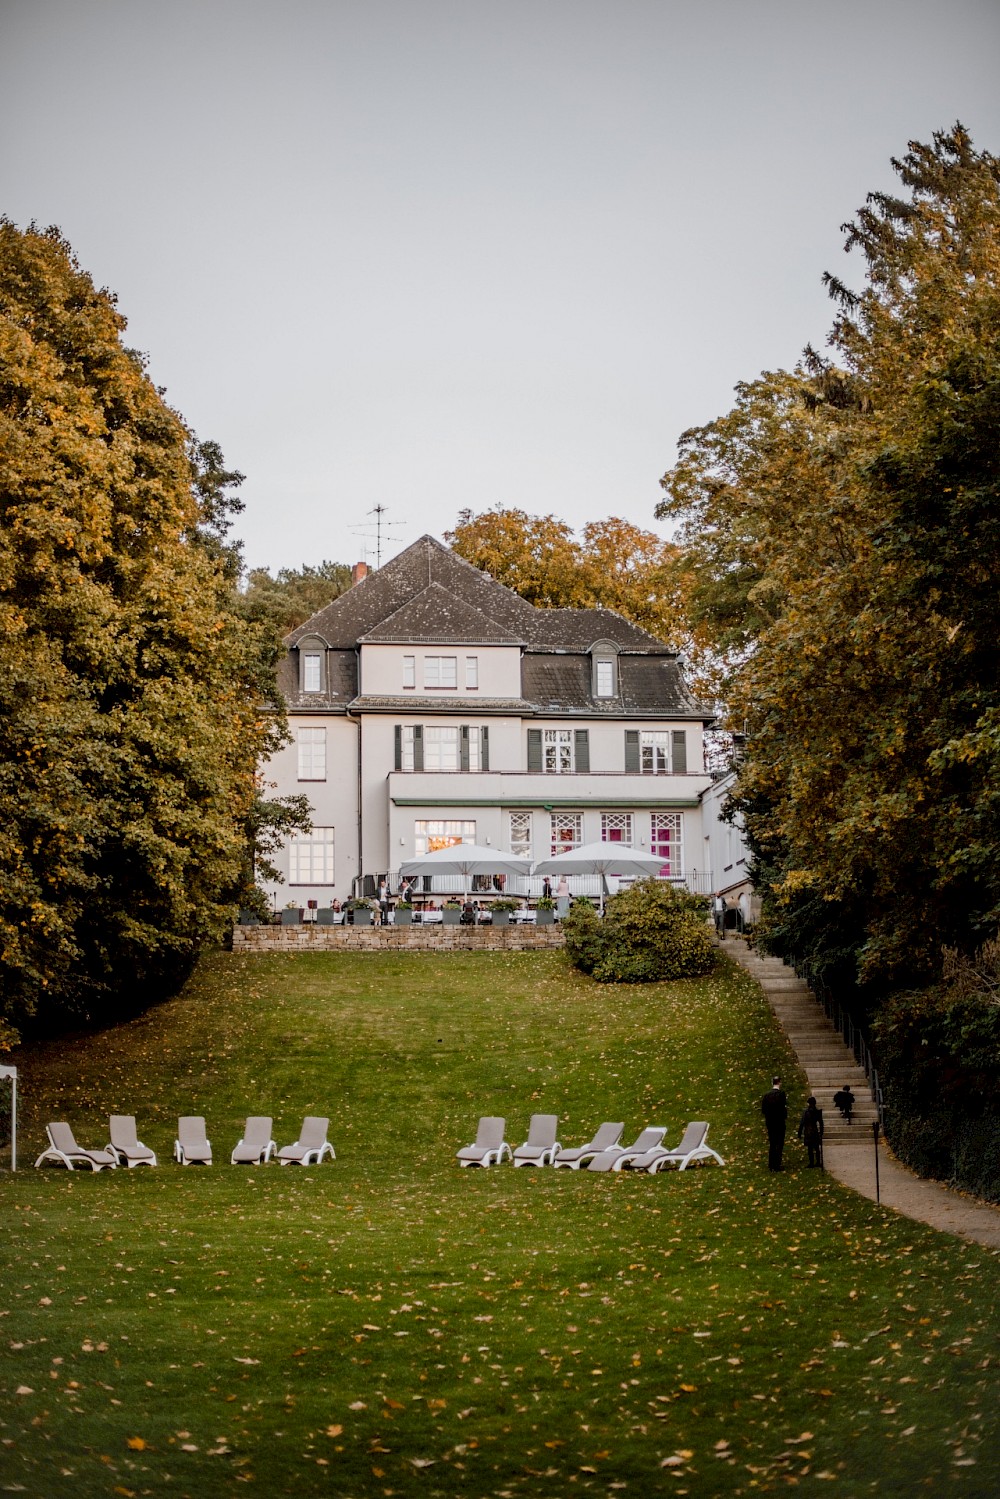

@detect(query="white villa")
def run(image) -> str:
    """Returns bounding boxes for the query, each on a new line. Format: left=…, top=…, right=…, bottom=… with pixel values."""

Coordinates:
left=261, top=534, right=740, bottom=907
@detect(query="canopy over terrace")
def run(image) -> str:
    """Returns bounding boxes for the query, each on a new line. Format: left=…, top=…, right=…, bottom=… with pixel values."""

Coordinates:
left=398, top=844, right=532, bottom=900
left=532, top=841, right=666, bottom=909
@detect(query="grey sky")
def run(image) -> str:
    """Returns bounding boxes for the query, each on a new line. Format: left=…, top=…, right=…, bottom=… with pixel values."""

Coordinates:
left=2, top=0, right=999, bottom=573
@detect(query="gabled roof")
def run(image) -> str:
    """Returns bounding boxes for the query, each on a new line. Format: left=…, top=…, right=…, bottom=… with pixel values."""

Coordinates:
left=360, top=582, right=526, bottom=645
left=287, top=535, right=669, bottom=655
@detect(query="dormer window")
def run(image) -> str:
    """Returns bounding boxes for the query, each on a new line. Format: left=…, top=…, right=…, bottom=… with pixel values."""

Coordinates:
left=590, top=640, right=619, bottom=698
left=298, top=636, right=327, bottom=693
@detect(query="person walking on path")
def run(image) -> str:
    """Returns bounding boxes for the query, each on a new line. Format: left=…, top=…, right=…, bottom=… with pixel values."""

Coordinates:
left=797, top=1095, right=824, bottom=1168
left=761, top=1076, right=788, bottom=1171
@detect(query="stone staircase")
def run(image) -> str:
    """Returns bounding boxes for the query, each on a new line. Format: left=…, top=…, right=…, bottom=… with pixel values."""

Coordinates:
left=723, top=941, right=877, bottom=1144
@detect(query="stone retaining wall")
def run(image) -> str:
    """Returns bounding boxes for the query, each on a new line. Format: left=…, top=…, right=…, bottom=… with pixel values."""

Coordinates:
left=231, top=924, right=566, bottom=953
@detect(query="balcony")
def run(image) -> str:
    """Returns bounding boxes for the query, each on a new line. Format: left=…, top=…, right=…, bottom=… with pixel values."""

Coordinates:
left=387, top=769, right=707, bottom=811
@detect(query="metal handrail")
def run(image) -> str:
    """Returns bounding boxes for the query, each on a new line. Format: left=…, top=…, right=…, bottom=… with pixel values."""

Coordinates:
left=793, top=959, right=886, bottom=1125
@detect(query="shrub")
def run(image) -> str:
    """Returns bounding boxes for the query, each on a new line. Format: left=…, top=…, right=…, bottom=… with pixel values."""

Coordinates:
left=565, top=879, right=717, bottom=985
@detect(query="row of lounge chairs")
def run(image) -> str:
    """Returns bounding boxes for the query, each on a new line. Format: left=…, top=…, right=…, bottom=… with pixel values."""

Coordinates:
left=457, top=1116, right=724, bottom=1173
left=34, top=1116, right=335, bottom=1171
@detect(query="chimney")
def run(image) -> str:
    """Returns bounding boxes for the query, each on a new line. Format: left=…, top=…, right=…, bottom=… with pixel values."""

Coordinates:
left=351, top=561, right=368, bottom=586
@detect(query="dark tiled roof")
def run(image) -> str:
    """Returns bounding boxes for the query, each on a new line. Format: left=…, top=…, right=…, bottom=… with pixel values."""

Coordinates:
left=360, top=582, right=526, bottom=645
left=522, top=654, right=706, bottom=718
left=278, top=650, right=357, bottom=711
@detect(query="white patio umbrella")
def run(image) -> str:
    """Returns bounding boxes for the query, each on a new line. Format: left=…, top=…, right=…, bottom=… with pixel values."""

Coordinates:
left=398, top=844, right=532, bottom=899
left=532, top=841, right=666, bottom=910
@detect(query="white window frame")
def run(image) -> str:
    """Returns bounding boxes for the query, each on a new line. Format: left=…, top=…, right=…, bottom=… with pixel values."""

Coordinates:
left=595, top=659, right=615, bottom=697
left=297, top=726, right=327, bottom=781
left=402, top=655, right=416, bottom=689
left=601, top=812, right=633, bottom=844
left=424, top=726, right=462, bottom=772
left=651, top=812, right=683, bottom=878
left=550, top=812, right=583, bottom=857
left=543, top=728, right=574, bottom=774
left=467, top=726, right=483, bottom=772
left=303, top=653, right=322, bottom=693
left=425, top=655, right=458, bottom=689
left=289, top=827, right=335, bottom=884
left=466, top=655, right=479, bottom=689
left=509, top=811, right=532, bottom=859
left=414, top=819, right=476, bottom=856
left=640, top=731, right=670, bottom=774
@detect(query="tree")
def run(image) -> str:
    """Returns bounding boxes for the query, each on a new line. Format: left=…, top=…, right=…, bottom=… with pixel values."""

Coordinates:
left=563, top=881, right=715, bottom=984
left=657, top=126, right=1000, bottom=988
left=242, top=559, right=352, bottom=634
left=446, top=507, right=718, bottom=687
left=0, top=220, right=297, bottom=1035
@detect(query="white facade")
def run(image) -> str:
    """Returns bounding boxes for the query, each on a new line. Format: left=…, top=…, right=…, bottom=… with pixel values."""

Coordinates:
left=259, top=536, right=735, bottom=909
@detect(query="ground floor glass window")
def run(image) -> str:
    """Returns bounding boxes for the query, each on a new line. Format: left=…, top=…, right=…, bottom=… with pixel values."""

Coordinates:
left=650, top=813, right=683, bottom=877
left=289, top=827, right=335, bottom=884
left=414, top=819, right=476, bottom=855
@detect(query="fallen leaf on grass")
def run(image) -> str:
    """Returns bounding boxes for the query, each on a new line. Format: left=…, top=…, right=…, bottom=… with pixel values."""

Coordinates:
left=410, top=1458, right=435, bottom=1468
left=125, top=1437, right=146, bottom=1451
left=15, top=1386, right=33, bottom=1396
left=325, top=1425, right=343, bottom=1438
left=234, top=1357, right=259, bottom=1365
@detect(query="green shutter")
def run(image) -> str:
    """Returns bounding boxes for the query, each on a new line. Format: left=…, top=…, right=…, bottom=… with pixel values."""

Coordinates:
left=481, top=725, right=489, bottom=771
left=460, top=725, right=470, bottom=772
left=527, top=728, right=542, bottom=773
left=624, top=729, right=640, bottom=773
left=413, top=724, right=423, bottom=772
left=394, top=725, right=402, bottom=772
left=672, top=730, right=687, bottom=774
left=574, top=729, right=590, bottom=773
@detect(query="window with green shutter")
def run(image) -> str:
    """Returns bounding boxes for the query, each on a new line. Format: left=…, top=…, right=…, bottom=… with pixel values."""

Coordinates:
left=624, top=729, right=640, bottom=773
left=574, top=729, right=590, bottom=773
left=671, top=730, right=687, bottom=773
left=527, top=728, right=542, bottom=772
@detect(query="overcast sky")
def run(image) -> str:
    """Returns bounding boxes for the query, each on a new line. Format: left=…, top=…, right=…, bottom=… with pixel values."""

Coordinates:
left=3, top=0, right=999, bottom=574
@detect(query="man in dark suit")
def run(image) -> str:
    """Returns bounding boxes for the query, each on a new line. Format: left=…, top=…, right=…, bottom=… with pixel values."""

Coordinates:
left=761, top=1076, right=788, bottom=1171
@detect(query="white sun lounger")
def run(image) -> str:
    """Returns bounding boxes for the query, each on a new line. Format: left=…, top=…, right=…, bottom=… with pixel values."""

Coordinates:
left=552, top=1122, right=624, bottom=1169
left=648, top=1121, right=725, bottom=1172
left=34, top=1122, right=117, bottom=1171
left=107, top=1115, right=157, bottom=1167
left=588, top=1126, right=666, bottom=1173
left=231, top=1116, right=276, bottom=1165
left=174, top=1116, right=212, bottom=1165
left=456, top=1116, right=511, bottom=1167
left=512, top=1114, right=560, bottom=1167
left=278, top=1116, right=335, bottom=1165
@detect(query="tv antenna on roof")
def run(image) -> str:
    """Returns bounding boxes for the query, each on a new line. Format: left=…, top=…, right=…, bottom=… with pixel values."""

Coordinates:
left=348, top=504, right=405, bottom=570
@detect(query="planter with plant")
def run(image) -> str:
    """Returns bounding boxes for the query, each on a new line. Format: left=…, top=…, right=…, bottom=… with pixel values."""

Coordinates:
left=535, top=896, right=556, bottom=925
left=490, top=896, right=518, bottom=926
left=394, top=902, right=413, bottom=926
left=280, top=903, right=303, bottom=926
left=442, top=900, right=462, bottom=926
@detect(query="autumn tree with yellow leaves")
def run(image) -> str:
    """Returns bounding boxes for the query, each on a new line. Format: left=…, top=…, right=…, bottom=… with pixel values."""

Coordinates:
left=658, top=126, right=1000, bottom=992
left=0, top=222, right=298, bottom=1035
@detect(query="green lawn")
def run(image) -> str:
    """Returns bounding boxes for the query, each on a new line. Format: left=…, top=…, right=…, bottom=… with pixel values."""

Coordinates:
left=1, top=950, right=998, bottom=1498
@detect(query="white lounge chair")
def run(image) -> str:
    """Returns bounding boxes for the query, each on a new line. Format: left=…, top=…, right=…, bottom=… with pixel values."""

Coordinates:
left=231, top=1116, right=276, bottom=1165
left=513, top=1114, right=560, bottom=1167
left=278, top=1117, right=335, bottom=1165
left=456, top=1116, right=511, bottom=1167
left=648, top=1121, right=725, bottom=1172
left=34, top=1122, right=117, bottom=1171
left=552, top=1122, right=624, bottom=1170
left=174, top=1116, right=212, bottom=1165
left=588, top=1126, right=666, bottom=1173
left=107, top=1115, right=157, bottom=1167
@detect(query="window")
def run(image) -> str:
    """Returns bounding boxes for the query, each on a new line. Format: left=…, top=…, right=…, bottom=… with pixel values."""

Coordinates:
left=414, top=819, right=476, bottom=855
left=466, top=655, right=479, bottom=689
left=425, top=655, right=457, bottom=689
left=289, top=826, right=334, bottom=884
left=601, top=812, right=633, bottom=844
left=595, top=659, right=615, bottom=697
left=303, top=653, right=322, bottom=693
left=424, top=726, right=462, bottom=772
left=640, top=732, right=670, bottom=774
left=544, top=728, right=574, bottom=773
left=402, top=655, right=415, bottom=689
left=509, top=811, right=532, bottom=859
left=550, top=812, right=583, bottom=857
left=651, top=813, right=683, bottom=877
left=297, top=726, right=327, bottom=780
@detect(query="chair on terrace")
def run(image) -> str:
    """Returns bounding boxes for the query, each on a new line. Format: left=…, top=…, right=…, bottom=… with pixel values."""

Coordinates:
left=278, top=1117, right=335, bottom=1166
left=34, top=1122, right=117, bottom=1171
